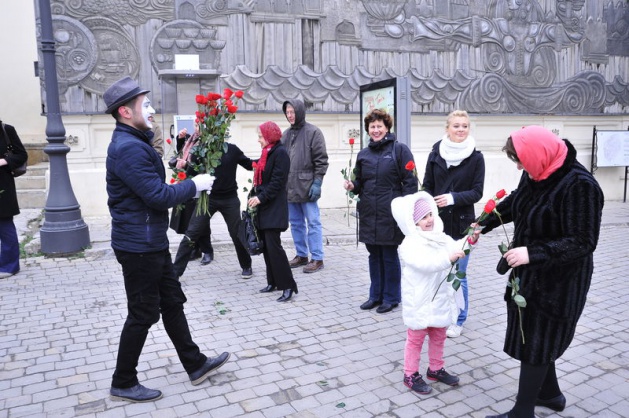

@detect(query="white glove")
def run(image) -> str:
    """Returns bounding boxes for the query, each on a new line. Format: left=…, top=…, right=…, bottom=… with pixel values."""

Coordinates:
left=192, top=174, right=215, bottom=197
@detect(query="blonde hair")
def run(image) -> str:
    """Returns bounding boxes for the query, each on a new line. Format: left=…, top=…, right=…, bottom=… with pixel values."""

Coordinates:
left=445, top=110, right=470, bottom=129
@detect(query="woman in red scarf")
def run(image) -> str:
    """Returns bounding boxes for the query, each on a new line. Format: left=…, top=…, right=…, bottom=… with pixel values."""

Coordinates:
left=248, top=121, right=298, bottom=302
left=480, top=126, right=604, bottom=418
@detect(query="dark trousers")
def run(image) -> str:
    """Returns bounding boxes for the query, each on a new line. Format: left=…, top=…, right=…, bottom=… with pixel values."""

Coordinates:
left=112, top=249, right=206, bottom=388
left=260, top=229, right=296, bottom=291
left=0, top=217, right=20, bottom=274
left=365, top=243, right=401, bottom=305
left=173, top=195, right=251, bottom=277
left=510, top=361, right=561, bottom=418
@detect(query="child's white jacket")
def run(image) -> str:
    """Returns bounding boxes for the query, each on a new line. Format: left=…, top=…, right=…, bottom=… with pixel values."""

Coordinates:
left=391, top=191, right=472, bottom=330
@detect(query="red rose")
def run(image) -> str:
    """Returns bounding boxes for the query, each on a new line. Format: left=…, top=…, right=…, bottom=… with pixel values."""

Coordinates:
left=484, top=199, right=496, bottom=214
left=207, top=93, right=221, bottom=101
left=209, top=108, right=219, bottom=116
left=235, top=90, right=244, bottom=99
left=195, top=110, right=206, bottom=120
left=227, top=105, right=238, bottom=113
left=496, top=189, right=506, bottom=199
left=223, top=88, right=234, bottom=99
left=224, top=99, right=233, bottom=107
left=166, top=138, right=172, bottom=145
left=195, top=94, right=206, bottom=104
left=405, top=161, right=415, bottom=171
left=170, top=178, right=176, bottom=184
left=177, top=172, right=187, bottom=181
left=349, top=138, right=355, bottom=145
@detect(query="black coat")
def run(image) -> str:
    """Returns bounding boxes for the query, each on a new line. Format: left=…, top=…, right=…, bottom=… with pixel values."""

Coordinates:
left=480, top=140, right=604, bottom=364
left=352, top=134, right=418, bottom=246
left=254, top=143, right=290, bottom=231
left=422, top=140, right=485, bottom=239
left=0, top=123, right=28, bottom=218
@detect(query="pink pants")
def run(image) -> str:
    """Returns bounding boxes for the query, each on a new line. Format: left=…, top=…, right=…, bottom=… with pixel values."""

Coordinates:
left=404, top=327, right=447, bottom=375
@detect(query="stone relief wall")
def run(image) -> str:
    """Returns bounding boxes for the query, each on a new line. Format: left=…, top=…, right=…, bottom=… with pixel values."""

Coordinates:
left=37, top=0, right=629, bottom=115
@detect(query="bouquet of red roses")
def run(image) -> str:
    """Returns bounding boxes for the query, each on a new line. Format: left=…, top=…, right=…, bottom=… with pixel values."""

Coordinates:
left=189, top=88, right=244, bottom=215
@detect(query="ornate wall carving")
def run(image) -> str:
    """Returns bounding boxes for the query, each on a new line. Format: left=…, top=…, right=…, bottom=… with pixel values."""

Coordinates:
left=38, top=0, right=629, bottom=115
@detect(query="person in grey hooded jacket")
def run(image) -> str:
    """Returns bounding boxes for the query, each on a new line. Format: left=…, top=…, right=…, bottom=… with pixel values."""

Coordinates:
left=281, top=99, right=329, bottom=273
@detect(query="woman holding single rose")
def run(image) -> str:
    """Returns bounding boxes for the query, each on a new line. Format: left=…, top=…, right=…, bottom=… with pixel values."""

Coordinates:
left=248, top=121, right=298, bottom=302
left=480, top=126, right=603, bottom=418
left=343, top=109, right=418, bottom=314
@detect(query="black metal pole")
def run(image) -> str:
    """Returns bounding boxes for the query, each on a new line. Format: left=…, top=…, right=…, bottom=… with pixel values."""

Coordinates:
left=38, top=0, right=90, bottom=255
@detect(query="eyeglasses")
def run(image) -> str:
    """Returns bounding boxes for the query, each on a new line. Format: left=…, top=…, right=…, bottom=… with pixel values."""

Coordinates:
left=507, top=153, right=520, bottom=163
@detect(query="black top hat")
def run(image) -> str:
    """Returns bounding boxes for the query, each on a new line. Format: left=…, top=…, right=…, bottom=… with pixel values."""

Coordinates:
left=104, top=76, right=150, bottom=114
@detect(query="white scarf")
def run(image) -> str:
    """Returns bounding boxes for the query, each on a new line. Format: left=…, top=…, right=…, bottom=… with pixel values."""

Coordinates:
left=438, top=134, right=476, bottom=168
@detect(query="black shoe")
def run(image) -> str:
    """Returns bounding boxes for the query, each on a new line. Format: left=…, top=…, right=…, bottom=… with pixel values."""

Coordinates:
left=241, top=267, right=253, bottom=279
left=426, top=367, right=459, bottom=386
left=110, top=384, right=163, bottom=402
left=360, top=299, right=381, bottom=310
left=403, top=372, right=432, bottom=395
left=277, top=289, right=294, bottom=302
left=200, top=253, right=213, bottom=265
left=485, top=413, right=510, bottom=418
left=259, top=285, right=276, bottom=293
left=189, top=248, right=202, bottom=261
left=536, top=393, right=566, bottom=412
left=188, top=352, right=230, bottom=386
left=376, top=303, right=398, bottom=313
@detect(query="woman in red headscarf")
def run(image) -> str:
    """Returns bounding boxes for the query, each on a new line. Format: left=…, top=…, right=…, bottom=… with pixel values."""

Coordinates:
left=479, top=126, right=604, bottom=418
left=248, top=121, right=298, bottom=302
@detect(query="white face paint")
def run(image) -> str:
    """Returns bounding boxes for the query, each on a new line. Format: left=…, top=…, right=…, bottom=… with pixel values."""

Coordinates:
left=141, top=97, right=155, bottom=128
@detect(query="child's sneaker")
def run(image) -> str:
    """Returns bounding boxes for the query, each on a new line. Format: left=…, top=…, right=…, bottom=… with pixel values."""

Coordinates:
left=426, top=367, right=460, bottom=386
left=404, top=372, right=432, bottom=394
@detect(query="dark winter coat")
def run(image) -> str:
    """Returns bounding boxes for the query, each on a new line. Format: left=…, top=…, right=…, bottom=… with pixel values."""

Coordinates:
left=352, top=133, right=418, bottom=246
left=254, top=142, right=290, bottom=231
left=422, top=140, right=485, bottom=239
left=0, top=123, right=28, bottom=218
left=479, top=140, right=604, bottom=365
left=281, top=99, right=329, bottom=202
left=182, top=141, right=253, bottom=199
left=106, top=122, right=197, bottom=253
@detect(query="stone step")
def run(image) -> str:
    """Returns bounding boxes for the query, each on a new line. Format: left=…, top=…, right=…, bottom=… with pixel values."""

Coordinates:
left=16, top=162, right=48, bottom=209
left=17, top=189, right=47, bottom=209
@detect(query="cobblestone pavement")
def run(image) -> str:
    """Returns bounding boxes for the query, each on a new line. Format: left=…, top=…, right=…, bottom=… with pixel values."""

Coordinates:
left=1, top=203, right=629, bottom=418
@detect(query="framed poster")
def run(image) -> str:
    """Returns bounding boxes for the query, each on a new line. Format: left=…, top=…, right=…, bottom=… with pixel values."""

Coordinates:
left=359, top=77, right=410, bottom=148
left=596, top=130, right=629, bottom=167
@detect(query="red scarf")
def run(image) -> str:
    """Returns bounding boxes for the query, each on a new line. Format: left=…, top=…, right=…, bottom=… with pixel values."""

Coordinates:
left=254, top=143, right=273, bottom=186
left=511, top=126, right=567, bottom=181
left=254, top=121, right=282, bottom=186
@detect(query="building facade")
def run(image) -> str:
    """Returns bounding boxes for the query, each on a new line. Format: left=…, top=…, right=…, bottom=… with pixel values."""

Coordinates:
left=1, top=1, right=628, bottom=215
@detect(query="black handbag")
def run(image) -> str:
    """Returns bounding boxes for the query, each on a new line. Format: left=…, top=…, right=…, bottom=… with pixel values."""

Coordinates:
left=169, top=199, right=196, bottom=234
left=238, top=209, right=264, bottom=256
left=1, top=122, right=27, bottom=177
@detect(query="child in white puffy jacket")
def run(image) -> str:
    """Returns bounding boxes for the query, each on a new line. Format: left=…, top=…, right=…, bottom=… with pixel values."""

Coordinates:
left=391, top=191, right=479, bottom=395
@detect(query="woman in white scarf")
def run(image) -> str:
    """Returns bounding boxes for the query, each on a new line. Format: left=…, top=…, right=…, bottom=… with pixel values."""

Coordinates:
left=421, top=110, right=486, bottom=338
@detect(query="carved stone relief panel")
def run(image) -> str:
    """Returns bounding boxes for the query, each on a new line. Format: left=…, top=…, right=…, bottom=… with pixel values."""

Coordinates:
left=37, top=0, right=628, bottom=115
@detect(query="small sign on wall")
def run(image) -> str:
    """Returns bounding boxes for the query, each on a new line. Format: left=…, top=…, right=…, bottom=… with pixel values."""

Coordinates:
left=596, top=130, right=629, bottom=167
left=174, top=54, right=200, bottom=71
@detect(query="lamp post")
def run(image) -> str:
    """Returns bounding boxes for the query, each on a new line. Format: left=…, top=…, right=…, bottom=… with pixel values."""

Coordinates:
left=37, top=0, right=90, bottom=255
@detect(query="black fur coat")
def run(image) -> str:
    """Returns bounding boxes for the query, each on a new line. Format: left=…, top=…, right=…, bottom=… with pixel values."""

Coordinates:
left=480, top=140, right=604, bottom=364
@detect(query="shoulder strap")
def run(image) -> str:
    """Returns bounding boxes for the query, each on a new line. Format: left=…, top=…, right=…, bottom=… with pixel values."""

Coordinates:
left=392, top=140, right=402, bottom=180
left=0, top=121, right=10, bottom=148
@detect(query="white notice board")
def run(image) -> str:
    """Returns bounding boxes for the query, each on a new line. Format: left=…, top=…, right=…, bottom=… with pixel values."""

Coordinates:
left=596, top=130, right=629, bottom=167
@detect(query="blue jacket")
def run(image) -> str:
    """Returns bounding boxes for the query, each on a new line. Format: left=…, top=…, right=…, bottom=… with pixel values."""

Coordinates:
left=106, top=122, right=196, bottom=252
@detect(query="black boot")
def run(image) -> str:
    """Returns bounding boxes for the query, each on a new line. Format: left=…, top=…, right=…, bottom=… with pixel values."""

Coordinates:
left=277, top=285, right=298, bottom=302
left=277, top=289, right=293, bottom=302
left=259, top=285, right=276, bottom=293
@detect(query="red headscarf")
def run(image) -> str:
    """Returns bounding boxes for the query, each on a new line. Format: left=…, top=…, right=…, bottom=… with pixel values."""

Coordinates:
left=510, top=126, right=568, bottom=181
left=254, top=121, right=282, bottom=186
